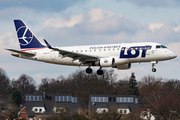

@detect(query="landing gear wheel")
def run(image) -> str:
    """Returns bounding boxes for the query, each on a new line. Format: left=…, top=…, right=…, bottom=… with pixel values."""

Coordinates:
left=152, top=68, right=156, bottom=72
left=97, top=69, right=103, bottom=75
left=86, top=68, right=92, bottom=74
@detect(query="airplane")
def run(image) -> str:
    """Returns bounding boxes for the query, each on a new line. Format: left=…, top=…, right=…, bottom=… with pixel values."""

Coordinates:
left=6, top=19, right=177, bottom=75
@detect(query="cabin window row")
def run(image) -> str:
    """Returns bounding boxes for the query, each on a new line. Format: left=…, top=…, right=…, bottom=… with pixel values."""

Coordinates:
left=73, top=48, right=120, bottom=53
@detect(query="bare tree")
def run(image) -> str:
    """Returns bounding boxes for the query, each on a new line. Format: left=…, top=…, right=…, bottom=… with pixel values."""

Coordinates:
left=0, top=68, right=10, bottom=100
left=11, top=74, right=36, bottom=100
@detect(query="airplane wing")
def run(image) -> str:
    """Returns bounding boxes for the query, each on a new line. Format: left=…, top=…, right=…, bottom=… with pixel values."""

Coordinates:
left=5, top=48, right=35, bottom=56
left=44, top=39, right=99, bottom=62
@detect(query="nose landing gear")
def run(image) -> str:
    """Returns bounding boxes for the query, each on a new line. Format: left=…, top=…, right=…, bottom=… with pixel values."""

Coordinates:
left=152, top=68, right=156, bottom=72
left=151, top=61, right=157, bottom=72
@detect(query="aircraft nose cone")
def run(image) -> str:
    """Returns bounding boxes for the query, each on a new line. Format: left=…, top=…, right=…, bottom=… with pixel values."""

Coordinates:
left=172, top=53, right=177, bottom=58
left=170, top=52, right=177, bottom=59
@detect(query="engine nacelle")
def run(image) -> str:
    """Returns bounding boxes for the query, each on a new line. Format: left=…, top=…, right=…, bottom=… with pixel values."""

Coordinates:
left=116, top=63, right=131, bottom=70
left=99, top=58, right=115, bottom=67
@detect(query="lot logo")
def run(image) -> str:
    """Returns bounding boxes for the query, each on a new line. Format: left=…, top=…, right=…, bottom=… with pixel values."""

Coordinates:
left=104, top=60, right=108, bottom=63
left=120, top=46, right=152, bottom=58
left=17, top=27, right=33, bottom=45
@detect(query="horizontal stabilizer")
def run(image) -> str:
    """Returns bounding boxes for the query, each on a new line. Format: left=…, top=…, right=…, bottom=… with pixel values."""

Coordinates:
left=5, top=48, right=35, bottom=56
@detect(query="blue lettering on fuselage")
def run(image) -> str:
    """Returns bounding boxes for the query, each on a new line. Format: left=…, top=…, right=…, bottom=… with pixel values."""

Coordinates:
left=120, top=46, right=152, bottom=58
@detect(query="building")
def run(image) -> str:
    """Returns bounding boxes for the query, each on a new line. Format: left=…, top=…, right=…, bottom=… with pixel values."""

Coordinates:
left=0, top=100, right=7, bottom=119
left=89, top=95, right=139, bottom=115
left=18, top=106, right=27, bottom=119
left=25, top=93, right=79, bottom=119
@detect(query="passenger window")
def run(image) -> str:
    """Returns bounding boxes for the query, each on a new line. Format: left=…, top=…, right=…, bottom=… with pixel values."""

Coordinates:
left=156, top=45, right=161, bottom=49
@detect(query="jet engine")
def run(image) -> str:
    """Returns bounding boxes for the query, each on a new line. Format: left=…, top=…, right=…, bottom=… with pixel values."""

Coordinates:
left=97, top=58, right=115, bottom=67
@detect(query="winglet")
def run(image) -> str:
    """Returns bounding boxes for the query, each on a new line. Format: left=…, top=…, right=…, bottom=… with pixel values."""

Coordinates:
left=44, top=39, right=53, bottom=49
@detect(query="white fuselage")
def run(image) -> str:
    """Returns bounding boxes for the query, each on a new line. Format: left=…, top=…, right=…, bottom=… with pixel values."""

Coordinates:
left=18, top=42, right=176, bottom=68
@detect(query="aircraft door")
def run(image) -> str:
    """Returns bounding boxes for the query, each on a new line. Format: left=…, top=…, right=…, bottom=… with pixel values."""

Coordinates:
left=146, top=46, right=151, bottom=55
left=50, top=50, right=56, bottom=60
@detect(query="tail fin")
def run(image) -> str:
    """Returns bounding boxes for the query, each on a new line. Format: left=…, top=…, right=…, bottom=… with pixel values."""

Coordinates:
left=14, top=19, right=46, bottom=51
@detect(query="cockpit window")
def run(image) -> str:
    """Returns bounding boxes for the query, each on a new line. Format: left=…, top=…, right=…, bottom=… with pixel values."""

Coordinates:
left=156, top=45, right=161, bottom=49
left=161, top=45, right=167, bottom=48
left=156, top=45, right=167, bottom=49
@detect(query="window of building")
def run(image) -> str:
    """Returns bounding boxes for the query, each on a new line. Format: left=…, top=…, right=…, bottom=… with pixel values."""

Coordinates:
left=68, top=96, right=72, bottom=101
left=91, top=97, right=108, bottom=102
left=113, top=97, right=116, bottom=102
left=135, top=98, right=138, bottom=103
left=109, top=97, right=112, bottom=102
left=120, top=110, right=122, bottom=114
left=116, top=97, right=134, bottom=103
left=100, top=97, right=103, bottom=102
left=64, top=96, right=67, bottom=101
left=124, top=110, right=127, bottom=114
left=26, top=96, right=29, bottom=101
left=55, top=96, right=59, bottom=101
left=35, top=96, right=37, bottom=101
left=91, top=97, right=95, bottom=102
left=26, top=96, right=42, bottom=101
left=104, top=97, right=108, bottom=102
left=39, top=96, right=42, bottom=101
left=60, top=96, right=63, bottom=101
left=32, top=107, right=45, bottom=113
left=72, top=97, right=77, bottom=103
left=55, top=96, right=77, bottom=102
left=96, top=97, right=100, bottom=102
left=125, top=97, right=128, bottom=102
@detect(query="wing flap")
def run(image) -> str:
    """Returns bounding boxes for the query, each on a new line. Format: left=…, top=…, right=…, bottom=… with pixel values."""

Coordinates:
left=44, top=39, right=99, bottom=61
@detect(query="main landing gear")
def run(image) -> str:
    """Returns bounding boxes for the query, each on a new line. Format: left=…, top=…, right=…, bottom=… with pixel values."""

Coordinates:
left=86, top=67, right=92, bottom=74
left=86, top=67, right=103, bottom=75
left=97, top=68, right=103, bottom=75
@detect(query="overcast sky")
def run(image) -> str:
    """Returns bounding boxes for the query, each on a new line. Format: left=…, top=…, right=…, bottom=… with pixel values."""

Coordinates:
left=0, top=0, right=180, bottom=83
